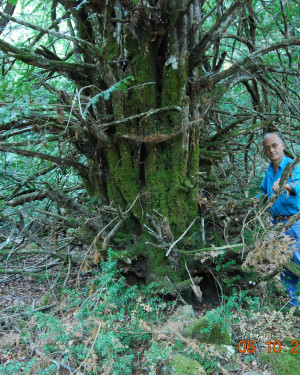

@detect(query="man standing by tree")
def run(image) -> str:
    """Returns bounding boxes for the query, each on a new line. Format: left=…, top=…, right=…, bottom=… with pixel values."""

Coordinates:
left=253, top=133, right=300, bottom=306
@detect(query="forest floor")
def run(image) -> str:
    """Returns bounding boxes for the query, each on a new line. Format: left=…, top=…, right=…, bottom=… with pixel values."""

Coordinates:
left=1, top=241, right=300, bottom=375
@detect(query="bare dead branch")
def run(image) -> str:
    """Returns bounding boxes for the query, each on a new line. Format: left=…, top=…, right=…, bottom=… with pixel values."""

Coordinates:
left=6, top=191, right=48, bottom=207
left=0, top=38, right=95, bottom=74
left=0, top=143, right=87, bottom=174
left=99, top=105, right=182, bottom=128
left=0, top=127, right=34, bottom=140
left=29, top=11, right=71, bottom=47
left=102, top=194, right=141, bottom=249
left=166, top=217, right=198, bottom=257
left=200, top=37, right=300, bottom=87
left=0, top=11, right=93, bottom=47
left=222, top=33, right=255, bottom=51
left=0, top=1, right=16, bottom=35
left=32, top=347, right=87, bottom=375
left=190, top=0, right=248, bottom=68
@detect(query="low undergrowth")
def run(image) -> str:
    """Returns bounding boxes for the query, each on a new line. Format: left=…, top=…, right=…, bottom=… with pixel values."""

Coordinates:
left=0, top=249, right=173, bottom=375
left=1, top=249, right=300, bottom=375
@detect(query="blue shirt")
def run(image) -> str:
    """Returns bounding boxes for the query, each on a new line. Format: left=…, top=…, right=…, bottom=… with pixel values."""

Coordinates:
left=261, top=155, right=300, bottom=217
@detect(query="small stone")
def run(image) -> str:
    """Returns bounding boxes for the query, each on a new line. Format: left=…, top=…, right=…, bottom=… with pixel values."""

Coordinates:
left=171, top=305, right=195, bottom=321
left=211, top=344, right=236, bottom=361
left=182, top=316, right=231, bottom=345
left=208, top=344, right=238, bottom=370
left=162, top=354, right=206, bottom=375
left=243, top=372, right=262, bottom=375
left=223, top=361, right=240, bottom=372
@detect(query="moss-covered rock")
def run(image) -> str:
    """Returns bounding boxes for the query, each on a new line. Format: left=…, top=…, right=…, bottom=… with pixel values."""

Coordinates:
left=182, top=316, right=231, bottom=345
left=162, top=354, right=206, bottom=375
left=209, top=344, right=236, bottom=361
left=204, top=344, right=238, bottom=371
left=222, top=361, right=240, bottom=372
left=259, top=350, right=300, bottom=375
left=169, top=305, right=195, bottom=322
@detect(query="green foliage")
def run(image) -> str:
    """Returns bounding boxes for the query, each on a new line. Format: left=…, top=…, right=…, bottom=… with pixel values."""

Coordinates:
left=184, top=347, right=220, bottom=372
left=201, top=289, right=260, bottom=336
left=144, top=341, right=171, bottom=374
left=0, top=358, right=37, bottom=375
left=0, top=72, right=53, bottom=125
left=84, top=76, right=134, bottom=115
left=212, top=254, right=243, bottom=289
left=0, top=249, right=172, bottom=375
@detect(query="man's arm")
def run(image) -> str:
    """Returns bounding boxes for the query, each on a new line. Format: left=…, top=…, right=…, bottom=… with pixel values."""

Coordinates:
left=284, top=183, right=296, bottom=196
left=287, top=165, right=300, bottom=196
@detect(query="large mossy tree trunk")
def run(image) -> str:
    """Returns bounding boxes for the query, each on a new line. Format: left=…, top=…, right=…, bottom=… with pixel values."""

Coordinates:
left=79, top=1, right=205, bottom=282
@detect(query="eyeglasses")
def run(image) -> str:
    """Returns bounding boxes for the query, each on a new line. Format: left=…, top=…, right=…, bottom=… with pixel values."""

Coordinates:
left=263, top=142, right=282, bottom=152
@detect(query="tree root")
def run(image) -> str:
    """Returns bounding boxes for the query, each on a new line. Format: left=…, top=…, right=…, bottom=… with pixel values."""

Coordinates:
left=156, top=276, right=203, bottom=296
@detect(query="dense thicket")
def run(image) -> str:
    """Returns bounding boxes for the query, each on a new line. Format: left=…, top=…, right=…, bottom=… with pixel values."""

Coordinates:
left=0, top=0, right=299, bottom=288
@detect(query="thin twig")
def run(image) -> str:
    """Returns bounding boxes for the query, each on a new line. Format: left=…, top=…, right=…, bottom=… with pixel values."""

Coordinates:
left=166, top=218, right=198, bottom=257
left=145, top=242, right=166, bottom=249
left=99, top=106, right=182, bottom=128
left=71, top=322, right=102, bottom=375
left=32, top=348, right=86, bottom=375
left=178, top=243, right=244, bottom=255
left=184, top=261, right=202, bottom=301
left=101, top=193, right=141, bottom=249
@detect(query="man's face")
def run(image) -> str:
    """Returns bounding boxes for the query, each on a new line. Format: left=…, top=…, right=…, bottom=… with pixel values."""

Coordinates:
left=263, top=134, right=285, bottom=164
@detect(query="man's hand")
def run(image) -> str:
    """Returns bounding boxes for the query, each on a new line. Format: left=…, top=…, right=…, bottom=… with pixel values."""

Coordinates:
left=272, top=179, right=294, bottom=197
left=251, top=197, right=259, bottom=208
left=272, top=179, right=280, bottom=193
left=284, top=183, right=294, bottom=197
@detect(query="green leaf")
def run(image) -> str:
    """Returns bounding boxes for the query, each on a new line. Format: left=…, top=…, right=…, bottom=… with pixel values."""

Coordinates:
left=84, top=76, right=134, bottom=115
